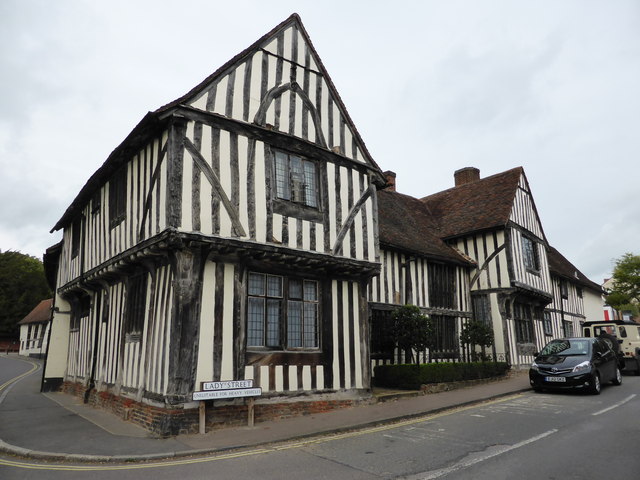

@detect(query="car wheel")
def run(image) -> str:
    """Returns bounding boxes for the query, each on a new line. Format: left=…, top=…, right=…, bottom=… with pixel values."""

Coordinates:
left=590, top=373, right=601, bottom=395
left=612, top=367, right=623, bottom=386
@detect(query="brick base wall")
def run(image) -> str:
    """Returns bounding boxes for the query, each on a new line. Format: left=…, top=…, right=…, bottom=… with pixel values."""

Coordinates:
left=60, top=382, right=364, bottom=437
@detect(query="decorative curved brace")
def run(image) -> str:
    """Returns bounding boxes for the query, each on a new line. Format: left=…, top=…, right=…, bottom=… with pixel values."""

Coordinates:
left=253, top=81, right=327, bottom=149
left=139, top=142, right=168, bottom=241
left=332, top=183, right=376, bottom=256
left=183, top=138, right=247, bottom=238
left=469, top=244, right=506, bottom=289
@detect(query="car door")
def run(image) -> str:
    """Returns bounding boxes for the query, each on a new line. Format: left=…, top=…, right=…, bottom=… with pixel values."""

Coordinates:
left=595, top=338, right=616, bottom=381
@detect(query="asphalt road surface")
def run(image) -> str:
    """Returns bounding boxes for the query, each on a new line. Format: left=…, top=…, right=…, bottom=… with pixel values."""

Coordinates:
left=1, top=366, right=639, bottom=479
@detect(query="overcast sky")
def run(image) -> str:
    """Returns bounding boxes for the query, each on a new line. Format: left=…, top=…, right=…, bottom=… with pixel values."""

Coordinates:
left=1, top=0, right=638, bottom=283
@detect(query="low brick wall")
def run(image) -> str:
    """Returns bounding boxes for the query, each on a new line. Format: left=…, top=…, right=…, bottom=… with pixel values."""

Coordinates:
left=60, top=381, right=362, bottom=437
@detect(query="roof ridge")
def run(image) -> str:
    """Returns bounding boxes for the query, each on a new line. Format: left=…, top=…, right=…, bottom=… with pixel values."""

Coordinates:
left=420, top=166, right=523, bottom=202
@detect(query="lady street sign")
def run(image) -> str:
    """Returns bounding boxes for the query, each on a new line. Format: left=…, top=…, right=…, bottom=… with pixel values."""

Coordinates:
left=193, top=379, right=262, bottom=401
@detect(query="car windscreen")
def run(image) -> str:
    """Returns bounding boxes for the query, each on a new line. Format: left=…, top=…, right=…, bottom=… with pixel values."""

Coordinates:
left=593, top=325, right=618, bottom=337
left=539, top=339, right=591, bottom=357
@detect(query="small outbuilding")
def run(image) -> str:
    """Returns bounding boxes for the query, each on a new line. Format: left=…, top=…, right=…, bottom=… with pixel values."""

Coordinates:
left=18, top=299, right=52, bottom=358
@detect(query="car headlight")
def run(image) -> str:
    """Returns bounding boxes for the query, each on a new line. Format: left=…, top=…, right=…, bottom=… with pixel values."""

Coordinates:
left=572, top=361, right=591, bottom=373
left=530, top=362, right=539, bottom=372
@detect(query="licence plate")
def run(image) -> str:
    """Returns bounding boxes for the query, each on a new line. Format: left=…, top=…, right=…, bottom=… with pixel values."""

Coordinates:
left=545, top=376, right=566, bottom=383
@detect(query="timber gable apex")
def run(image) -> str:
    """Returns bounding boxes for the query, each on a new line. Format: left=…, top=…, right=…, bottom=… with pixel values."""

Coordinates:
left=158, top=13, right=385, bottom=184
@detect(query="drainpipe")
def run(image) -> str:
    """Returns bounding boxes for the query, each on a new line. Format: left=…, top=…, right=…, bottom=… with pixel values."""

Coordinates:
left=40, top=300, right=56, bottom=392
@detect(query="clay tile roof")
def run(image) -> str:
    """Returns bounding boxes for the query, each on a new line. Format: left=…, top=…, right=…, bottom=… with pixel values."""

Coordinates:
left=421, top=167, right=523, bottom=239
left=18, top=299, right=53, bottom=325
left=547, top=247, right=602, bottom=293
left=378, top=189, right=472, bottom=265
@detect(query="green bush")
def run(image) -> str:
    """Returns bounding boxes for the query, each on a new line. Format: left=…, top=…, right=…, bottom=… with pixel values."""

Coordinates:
left=373, top=362, right=510, bottom=390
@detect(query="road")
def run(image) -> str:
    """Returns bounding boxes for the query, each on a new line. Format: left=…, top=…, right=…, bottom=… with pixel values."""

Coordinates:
left=1, top=360, right=639, bottom=479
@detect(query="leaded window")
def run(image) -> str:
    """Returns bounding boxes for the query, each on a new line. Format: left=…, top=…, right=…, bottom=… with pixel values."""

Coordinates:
left=472, top=295, right=491, bottom=325
left=125, top=274, right=147, bottom=336
left=560, top=280, right=568, bottom=299
left=562, top=320, right=574, bottom=338
left=514, top=302, right=534, bottom=343
left=247, top=272, right=319, bottom=350
left=543, top=311, right=553, bottom=336
left=109, top=167, right=127, bottom=228
left=274, top=150, right=318, bottom=208
left=427, top=263, right=457, bottom=309
left=522, top=235, right=540, bottom=272
left=71, top=216, right=83, bottom=259
left=432, top=315, right=458, bottom=359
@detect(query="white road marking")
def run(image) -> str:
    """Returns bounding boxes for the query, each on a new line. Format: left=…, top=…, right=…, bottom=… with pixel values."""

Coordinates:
left=591, top=394, right=636, bottom=416
left=404, top=429, right=558, bottom=480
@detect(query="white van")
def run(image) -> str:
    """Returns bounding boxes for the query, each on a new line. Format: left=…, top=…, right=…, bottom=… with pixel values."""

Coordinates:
left=582, top=320, right=640, bottom=374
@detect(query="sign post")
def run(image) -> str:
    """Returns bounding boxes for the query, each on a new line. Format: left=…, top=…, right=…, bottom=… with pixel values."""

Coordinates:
left=193, top=380, right=261, bottom=434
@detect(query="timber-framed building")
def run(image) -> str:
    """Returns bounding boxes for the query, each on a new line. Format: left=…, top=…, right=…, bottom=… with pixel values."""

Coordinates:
left=43, top=15, right=604, bottom=435
left=44, top=14, right=386, bottom=435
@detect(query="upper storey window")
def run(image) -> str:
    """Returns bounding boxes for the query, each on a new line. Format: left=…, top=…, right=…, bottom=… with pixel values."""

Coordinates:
left=274, top=150, right=318, bottom=208
left=109, top=167, right=127, bottom=228
left=522, top=235, right=540, bottom=272
left=428, top=262, right=457, bottom=309
left=71, top=216, right=83, bottom=259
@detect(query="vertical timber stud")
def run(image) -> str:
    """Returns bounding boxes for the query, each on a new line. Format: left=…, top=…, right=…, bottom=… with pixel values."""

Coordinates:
left=166, top=118, right=188, bottom=229
left=234, top=265, right=247, bottom=381
left=167, top=244, right=208, bottom=403
left=322, top=278, right=334, bottom=390
left=359, top=278, right=371, bottom=389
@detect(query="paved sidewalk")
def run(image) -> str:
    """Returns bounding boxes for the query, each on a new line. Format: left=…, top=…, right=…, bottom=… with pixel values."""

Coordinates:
left=0, top=355, right=531, bottom=462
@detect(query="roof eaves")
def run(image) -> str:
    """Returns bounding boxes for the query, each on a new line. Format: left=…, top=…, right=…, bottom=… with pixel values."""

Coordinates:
left=51, top=112, right=166, bottom=232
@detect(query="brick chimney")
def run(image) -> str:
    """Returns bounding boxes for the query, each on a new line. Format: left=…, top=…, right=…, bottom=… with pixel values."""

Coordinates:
left=384, top=170, right=396, bottom=191
left=454, top=167, right=480, bottom=186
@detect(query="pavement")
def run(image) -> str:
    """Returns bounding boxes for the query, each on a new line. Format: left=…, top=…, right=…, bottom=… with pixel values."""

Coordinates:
left=0, top=354, right=532, bottom=463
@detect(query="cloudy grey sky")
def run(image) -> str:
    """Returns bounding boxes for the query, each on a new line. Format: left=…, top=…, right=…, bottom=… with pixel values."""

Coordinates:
left=1, top=0, right=638, bottom=283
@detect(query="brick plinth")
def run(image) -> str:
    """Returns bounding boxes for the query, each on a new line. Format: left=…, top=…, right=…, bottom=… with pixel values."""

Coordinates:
left=60, top=381, right=364, bottom=437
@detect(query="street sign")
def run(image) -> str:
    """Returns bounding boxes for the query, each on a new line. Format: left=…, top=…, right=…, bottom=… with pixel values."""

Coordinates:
left=201, top=380, right=253, bottom=391
left=193, top=387, right=262, bottom=401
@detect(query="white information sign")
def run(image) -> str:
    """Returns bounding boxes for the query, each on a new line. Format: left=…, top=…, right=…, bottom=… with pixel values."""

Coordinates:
left=201, top=380, right=254, bottom=391
left=193, top=388, right=262, bottom=401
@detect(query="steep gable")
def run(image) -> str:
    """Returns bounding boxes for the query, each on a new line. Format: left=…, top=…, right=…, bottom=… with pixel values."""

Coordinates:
left=421, top=167, right=523, bottom=239
left=51, top=14, right=384, bottom=234
left=160, top=13, right=379, bottom=171
left=508, top=171, right=546, bottom=241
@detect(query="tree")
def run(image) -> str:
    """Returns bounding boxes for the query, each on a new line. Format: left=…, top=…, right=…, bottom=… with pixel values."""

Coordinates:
left=0, top=250, right=52, bottom=337
left=605, top=253, right=640, bottom=317
left=391, top=305, right=434, bottom=365
left=460, top=320, right=494, bottom=361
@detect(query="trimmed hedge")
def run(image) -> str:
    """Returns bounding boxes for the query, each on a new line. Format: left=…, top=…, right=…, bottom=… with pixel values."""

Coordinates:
left=373, top=362, right=510, bottom=390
